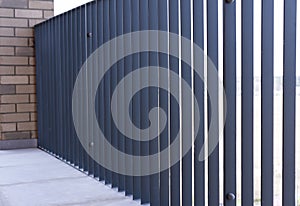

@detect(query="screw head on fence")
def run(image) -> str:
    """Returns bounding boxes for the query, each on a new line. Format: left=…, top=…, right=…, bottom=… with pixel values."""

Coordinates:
left=225, top=0, right=235, bottom=3
left=226, top=193, right=236, bottom=200
left=87, top=32, right=93, bottom=38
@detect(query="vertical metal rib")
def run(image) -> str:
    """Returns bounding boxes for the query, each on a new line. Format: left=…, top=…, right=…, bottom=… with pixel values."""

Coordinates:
left=158, top=0, right=169, bottom=205
left=109, top=0, right=118, bottom=188
left=261, top=0, right=274, bottom=205
left=123, top=0, right=133, bottom=196
left=96, top=0, right=105, bottom=181
left=207, top=0, right=219, bottom=205
left=241, top=0, right=254, bottom=205
left=223, top=0, right=237, bottom=205
left=131, top=0, right=141, bottom=200
left=139, top=0, right=150, bottom=203
left=193, top=0, right=205, bottom=205
left=149, top=0, right=160, bottom=205
left=283, top=0, right=297, bottom=205
left=103, top=0, right=112, bottom=184
left=180, top=0, right=192, bottom=205
left=169, top=0, right=180, bottom=205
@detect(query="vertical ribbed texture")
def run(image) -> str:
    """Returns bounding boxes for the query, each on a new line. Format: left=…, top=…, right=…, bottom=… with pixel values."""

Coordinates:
left=169, top=0, right=180, bottom=205
left=35, top=1, right=298, bottom=206
left=207, top=0, right=219, bottom=205
left=241, top=0, right=254, bottom=205
left=261, top=0, right=274, bottom=205
left=223, top=1, right=236, bottom=206
left=283, top=0, right=297, bottom=205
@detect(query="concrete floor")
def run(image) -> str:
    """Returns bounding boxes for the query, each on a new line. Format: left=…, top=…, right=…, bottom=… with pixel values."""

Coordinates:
left=0, top=149, right=141, bottom=206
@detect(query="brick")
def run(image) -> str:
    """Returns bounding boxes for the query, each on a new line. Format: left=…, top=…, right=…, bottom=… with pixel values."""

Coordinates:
left=0, top=28, right=14, bottom=36
left=16, top=66, right=35, bottom=75
left=15, top=9, right=43, bottom=19
left=30, top=94, right=36, bottom=102
left=29, top=1, right=53, bottom=10
left=29, top=75, right=36, bottom=84
left=0, top=56, right=28, bottom=65
left=0, top=18, right=28, bottom=27
left=30, top=112, right=37, bottom=121
left=0, top=37, right=28, bottom=46
left=17, top=121, right=37, bottom=131
left=0, top=104, right=15, bottom=113
left=0, top=66, right=14, bottom=75
left=0, top=47, right=14, bottom=56
left=0, top=123, right=16, bottom=132
left=0, top=0, right=28, bottom=9
left=28, top=38, right=34, bottom=47
left=16, top=85, right=36, bottom=94
left=29, top=57, right=35, bottom=65
left=0, top=95, right=29, bottom=104
left=17, top=103, right=36, bottom=112
left=0, top=85, right=15, bottom=95
left=31, top=130, right=37, bottom=138
left=15, top=28, right=34, bottom=37
left=2, top=132, right=30, bottom=140
left=0, top=76, right=28, bottom=84
left=0, top=113, right=29, bottom=122
left=43, top=10, right=53, bottom=19
left=16, top=47, right=34, bottom=56
left=0, top=8, right=14, bottom=17
left=29, top=19, right=44, bottom=27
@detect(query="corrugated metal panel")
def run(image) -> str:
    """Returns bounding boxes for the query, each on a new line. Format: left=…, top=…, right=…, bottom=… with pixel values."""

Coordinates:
left=35, top=0, right=298, bottom=205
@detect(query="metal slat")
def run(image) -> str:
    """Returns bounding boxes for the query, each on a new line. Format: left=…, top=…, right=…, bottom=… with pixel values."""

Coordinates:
left=57, top=18, right=61, bottom=158
left=261, top=0, right=274, bottom=205
left=69, top=11, right=75, bottom=166
left=60, top=14, right=64, bottom=161
left=131, top=0, right=141, bottom=200
left=149, top=0, right=160, bottom=205
left=86, top=2, right=96, bottom=177
left=65, top=13, right=71, bottom=163
left=103, top=0, right=112, bottom=184
left=241, top=0, right=254, bottom=205
left=35, top=26, right=42, bottom=149
left=56, top=16, right=63, bottom=160
left=92, top=2, right=100, bottom=178
left=193, top=0, right=205, bottom=205
left=109, top=0, right=118, bottom=187
left=96, top=0, right=105, bottom=181
left=116, top=0, right=125, bottom=192
left=283, top=0, right=297, bottom=205
left=139, top=0, right=150, bottom=203
left=46, top=22, right=50, bottom=151
left=43, top=23, right=48, bottom=150
left=50, top=19, right=55, bottom=155
left=78, top=5, right=86, bottom=171
left=74, top=8, right=81, bottom=168
left=158, top=0, right=169, bottom=205
left=181, top=0, right=192, bottom=205
left=123, top=0, right=133, bottom=196
left=207, top=0, right=219, bottom=205
left=47, top=20, right=52, bottom=154
left=169, top=0, right=180, bottom=205
left=223, top=0, right=236, bottom=205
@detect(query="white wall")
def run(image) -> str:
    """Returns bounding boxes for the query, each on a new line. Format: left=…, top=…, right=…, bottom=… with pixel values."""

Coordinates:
left=54, top=0, right=93, bottom=15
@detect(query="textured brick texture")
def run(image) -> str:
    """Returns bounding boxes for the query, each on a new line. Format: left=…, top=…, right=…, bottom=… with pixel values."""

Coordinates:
left=0, top=0, right=53, bottom=140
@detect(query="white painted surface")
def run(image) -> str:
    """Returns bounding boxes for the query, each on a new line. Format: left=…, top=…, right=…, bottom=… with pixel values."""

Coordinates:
left=0, top=149, right=141, bottom=206
left=54, top=0, right=93, bottom=15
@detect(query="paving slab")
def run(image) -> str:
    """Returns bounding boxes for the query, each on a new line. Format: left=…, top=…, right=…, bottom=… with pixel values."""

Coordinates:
left=0, top=149, right=141, bottom=206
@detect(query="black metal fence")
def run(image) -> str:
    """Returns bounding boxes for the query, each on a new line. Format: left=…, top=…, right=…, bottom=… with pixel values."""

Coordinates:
left=35, top=0, right=297, bottom=205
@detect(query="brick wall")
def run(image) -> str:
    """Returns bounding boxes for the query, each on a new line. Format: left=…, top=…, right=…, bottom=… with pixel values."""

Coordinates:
left=0, top=0, right=53, bottom=141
